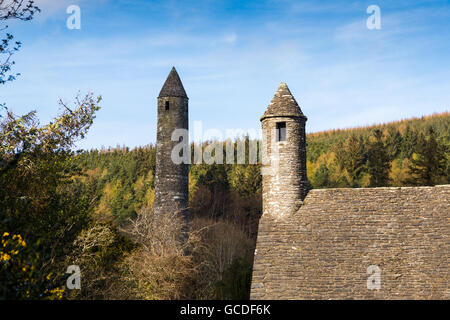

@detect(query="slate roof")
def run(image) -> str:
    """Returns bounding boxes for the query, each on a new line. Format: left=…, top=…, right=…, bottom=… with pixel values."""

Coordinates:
left=158, top=67, right=188, bottom=98
left=261, top=82, right=306, bottom=121
left=251, top=185, right=450, bottom=299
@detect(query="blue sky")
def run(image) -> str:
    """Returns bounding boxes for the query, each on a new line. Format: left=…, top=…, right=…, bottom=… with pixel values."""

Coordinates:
left=1, top=0, right=449, bottom=149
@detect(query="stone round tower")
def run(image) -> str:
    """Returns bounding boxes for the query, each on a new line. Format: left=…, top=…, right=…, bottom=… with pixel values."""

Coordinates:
left=260, top=82, right=308, bottom=219
left=154, top=67, right=189, bottom=223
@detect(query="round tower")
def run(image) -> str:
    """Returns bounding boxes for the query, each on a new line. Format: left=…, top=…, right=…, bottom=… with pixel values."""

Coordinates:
left=154, top=67, right=189, bottom=223
left=260, top=82, right=308, bottom=219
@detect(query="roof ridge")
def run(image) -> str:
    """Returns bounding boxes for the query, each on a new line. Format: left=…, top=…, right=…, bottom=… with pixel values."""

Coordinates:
left=309, top=185, right=450, bottom=191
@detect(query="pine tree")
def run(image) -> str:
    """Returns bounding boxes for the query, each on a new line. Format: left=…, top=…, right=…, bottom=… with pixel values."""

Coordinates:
left=311, top=163, right=329, bottom=188
left=400, top=125, right=418, bottom=159
left=333, top=140, right=346, bottom=169
left=344, top=135, right=366, bottom=186
left=406, top=127, right=447, bottom=186
left=366, top=129, right=391, bottom=187
left=384, top=127, right=402, bottom=161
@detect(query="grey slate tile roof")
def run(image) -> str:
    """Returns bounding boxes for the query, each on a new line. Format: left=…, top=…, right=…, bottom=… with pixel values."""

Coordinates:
left=261, top=82, right=306, bottom=121
left=251, top=185, right=450, bottom=299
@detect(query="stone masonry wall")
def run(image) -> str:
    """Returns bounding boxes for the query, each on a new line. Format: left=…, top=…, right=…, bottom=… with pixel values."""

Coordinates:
left=261, top=116, right=308, bottom=219
left=154, top=95, right=189, bottom=221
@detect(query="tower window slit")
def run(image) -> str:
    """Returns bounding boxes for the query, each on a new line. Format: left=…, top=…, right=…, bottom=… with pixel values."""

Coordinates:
left=165, top=101, right=170, bottom=110
left=276, top=122, right=286, bottom=141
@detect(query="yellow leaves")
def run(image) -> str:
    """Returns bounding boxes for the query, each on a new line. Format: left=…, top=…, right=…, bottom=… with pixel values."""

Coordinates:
left=189, top=171, right=199, bottom=197
left=42, top=286, right=65, bottom=300
left=1, top=233, right=27, bottom=264
left=49, top=287, right=65, bottom=300
left=359, top=172, right=371, bottom=188
left=143, top=187, right=155, bottom=207
left=95, top=182, right=114, bottom=216
left=101, top=168, right=108, bottom=178
left=324, top=151, right=336, bottom=167
left=9, top=234, right=27, bottom=247
left=0, top=232, right=57, bottom=299
left=389, top=158, right=412, bottom=187
left=1, top=253, right=11, bottom=261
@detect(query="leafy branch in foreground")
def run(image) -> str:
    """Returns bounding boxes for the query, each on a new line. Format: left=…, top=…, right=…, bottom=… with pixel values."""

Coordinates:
left=0, top=0, right=40, bottom=85
left=0, top=92, right=102, bottom=173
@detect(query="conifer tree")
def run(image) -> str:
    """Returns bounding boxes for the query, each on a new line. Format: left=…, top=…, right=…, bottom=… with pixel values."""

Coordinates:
left=343, top=135, right=366, bottom=186
left=400, top=125, right=418, bottom=159
left=366, top=129, right=391, bottom=187
left=406, top=127, right=447, bottom=186
left=384, top=127, right=402, bottom=161
left=311, top=163, right=329, bottom=188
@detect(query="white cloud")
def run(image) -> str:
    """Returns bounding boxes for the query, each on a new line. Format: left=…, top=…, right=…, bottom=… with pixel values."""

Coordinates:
left=224, top=33, right=237, bottom=44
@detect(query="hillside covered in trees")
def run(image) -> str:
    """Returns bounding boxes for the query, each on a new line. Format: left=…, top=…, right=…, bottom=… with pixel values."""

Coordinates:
left=76, top=111, right=450, bottom=225
left=307, top=112, right=450, bottom=188
left=2, top=108, right=449, bottom=300
left=67, top=111, right=449, bottom=299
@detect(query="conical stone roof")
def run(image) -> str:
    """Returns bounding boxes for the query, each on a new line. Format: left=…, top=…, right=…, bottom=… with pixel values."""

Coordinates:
left=158, top=67, right=188, bottom=98
left=261, top=82, right=306, bottom=121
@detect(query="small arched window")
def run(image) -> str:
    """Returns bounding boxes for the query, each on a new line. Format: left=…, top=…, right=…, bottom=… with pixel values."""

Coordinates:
left=165, top=101, right=170, bottom=110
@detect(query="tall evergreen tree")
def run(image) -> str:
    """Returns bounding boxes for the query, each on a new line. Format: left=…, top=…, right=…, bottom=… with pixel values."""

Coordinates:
left=311, top=163, right=329, bottom=188
left=333, top=140, right=346, bottom=169
left=384, top=127, right=402, bottom=161
left=400, top=125, right=418, bottom=159
left=366, top=129, right=391, bottom=187
left=343, top=134, right=366, bottom=186
left=406, top=127, right=447, bottom=186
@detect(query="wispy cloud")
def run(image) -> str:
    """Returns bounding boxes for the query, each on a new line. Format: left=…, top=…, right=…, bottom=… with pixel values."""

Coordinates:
left=224, top=33, right=237, bottom=44
left=33, top=0, right=82, bottom=22
left=334, top=6, right=443, bottom=43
